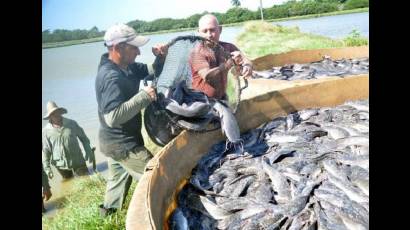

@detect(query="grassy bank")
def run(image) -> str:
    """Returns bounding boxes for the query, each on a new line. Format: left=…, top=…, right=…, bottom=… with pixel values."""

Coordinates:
left=235, top=21, right=367, bottom=59
left=42, top=8, right=368, bottom=49
left=266, top=7, right=368, bottom=23
left=42, top=174, right=136, bottom=229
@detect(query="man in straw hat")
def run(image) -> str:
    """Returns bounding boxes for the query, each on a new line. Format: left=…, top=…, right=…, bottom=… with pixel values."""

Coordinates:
left=42, top=101, right=95, bottom=180
left=95, top=23, right=167, bottom=217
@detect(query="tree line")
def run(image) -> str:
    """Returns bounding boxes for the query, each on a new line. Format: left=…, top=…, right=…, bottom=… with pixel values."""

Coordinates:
left=42, top=0, right=368, bottom=44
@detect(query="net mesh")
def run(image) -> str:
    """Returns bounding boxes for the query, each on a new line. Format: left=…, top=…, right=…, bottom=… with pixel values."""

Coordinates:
left=154, top=35, right=205, bottom=95
left=144, top=35, right=247, bottom=146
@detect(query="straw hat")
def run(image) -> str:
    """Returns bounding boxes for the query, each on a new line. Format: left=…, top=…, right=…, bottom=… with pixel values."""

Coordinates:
left=43, top=101, right=67, bottom=120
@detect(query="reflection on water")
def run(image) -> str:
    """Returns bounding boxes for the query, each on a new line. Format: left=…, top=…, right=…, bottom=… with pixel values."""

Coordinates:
left=42, top=12, right=369, bottom=210
left=273, top=12, right=368, bottom=39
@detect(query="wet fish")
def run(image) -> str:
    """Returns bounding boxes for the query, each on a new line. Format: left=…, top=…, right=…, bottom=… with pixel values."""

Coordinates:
left=262, top=159, right=292, bottom=203
left=267, top=133, right=300, bottom=144
left=321, top=125, right=350, bottom=140
left=212, top=100, right=242, bottom=145
left=199, top=195, right=232, bottom=220
left=336, top=136, right=369, bottom=149
left=171, top=99, right=369, bottom=230
left=169, top=208, right=189, bottom=230
left=327, top=174, right=369, bottom=204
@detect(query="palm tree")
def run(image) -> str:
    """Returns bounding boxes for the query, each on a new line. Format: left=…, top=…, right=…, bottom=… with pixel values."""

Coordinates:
left=231, top=0, right=241, bottom=7
left=230, top=0, right=264, bottom=20
left=259, top=0, right=264, bottom=21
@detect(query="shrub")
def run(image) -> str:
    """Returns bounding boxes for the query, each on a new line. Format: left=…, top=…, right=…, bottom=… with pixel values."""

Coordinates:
left=343, top=29, right=368, bottom=46
left=344, top=0, right=369, bottom=10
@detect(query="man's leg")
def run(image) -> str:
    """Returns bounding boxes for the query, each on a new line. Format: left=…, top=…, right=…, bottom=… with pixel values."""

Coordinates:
left=100, top=146, right=153, bottom=217
left=102, top=157, right=133, bottom=212
left=119, top=146, right=153, bottom=181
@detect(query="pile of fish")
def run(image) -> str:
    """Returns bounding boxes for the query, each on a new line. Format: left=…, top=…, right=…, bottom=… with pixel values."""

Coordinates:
left=252, top=56, right=369, bottom=80
left=169, top=99, right=369, bottom=230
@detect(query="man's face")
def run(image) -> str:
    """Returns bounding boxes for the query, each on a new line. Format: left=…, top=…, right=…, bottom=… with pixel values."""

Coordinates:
left=49, top=110, right=63, bottom=124
left=198, top=19, right=221, bottom=44
left=119, top=43, right=140, bottom=65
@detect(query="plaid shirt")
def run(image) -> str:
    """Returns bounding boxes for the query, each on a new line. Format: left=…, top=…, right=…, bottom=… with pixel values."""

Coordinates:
left=189, top=41, right=239, bottom=99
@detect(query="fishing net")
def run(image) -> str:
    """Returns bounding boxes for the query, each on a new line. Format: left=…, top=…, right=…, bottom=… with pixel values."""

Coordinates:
left=144, top=35, right=247, bottom=146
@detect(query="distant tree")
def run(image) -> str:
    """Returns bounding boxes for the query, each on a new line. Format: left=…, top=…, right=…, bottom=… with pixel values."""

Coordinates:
left=127, top=20, right=147, bottom=33
left=43, top=0, right=354, bottom=44
left=344, top=0, right=368, bottom=10
left=186, top=13, right=203, bottom=28
left=225, top=7, right=256, bottom=23
left=87, top=26, right=100, bottom=38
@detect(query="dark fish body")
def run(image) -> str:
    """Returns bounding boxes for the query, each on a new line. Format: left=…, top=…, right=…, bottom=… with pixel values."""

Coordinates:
left=169, top=208, right=189, bottom=230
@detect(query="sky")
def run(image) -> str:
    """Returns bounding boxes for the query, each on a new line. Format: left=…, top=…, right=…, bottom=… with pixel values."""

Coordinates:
left=42, top=0, right=287, bottom=31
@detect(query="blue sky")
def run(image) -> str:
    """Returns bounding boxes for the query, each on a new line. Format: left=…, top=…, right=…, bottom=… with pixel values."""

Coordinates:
left=42, top=0, right=286, bottom=31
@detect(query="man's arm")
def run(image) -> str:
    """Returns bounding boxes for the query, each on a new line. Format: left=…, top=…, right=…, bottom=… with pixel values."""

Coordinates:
left=42, top=165, right=50, bottom=190
left=101, top=76, right=155, bottom=128
left=230, top=50, right=253, bottom=78
left=103, top=89, right=154, bottom=128
left=73, top=121, right=94, bottom=163
left=198, top=59, right=234, bottom=83
left=42, top=165, right=52, bottom=201
left=42, top=134, right=53, bottom=178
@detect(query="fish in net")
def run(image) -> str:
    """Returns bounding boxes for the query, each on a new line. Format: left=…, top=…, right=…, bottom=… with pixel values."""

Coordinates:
left=144, top=35, right=248, bottom=148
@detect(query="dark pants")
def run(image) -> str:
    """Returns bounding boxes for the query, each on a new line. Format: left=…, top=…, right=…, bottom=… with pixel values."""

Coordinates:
left=56, top=165, right=89, bottom=179
left=42, top=197, right=46, bottom=213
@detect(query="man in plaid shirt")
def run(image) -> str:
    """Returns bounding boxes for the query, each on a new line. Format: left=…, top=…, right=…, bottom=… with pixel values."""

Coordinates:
left=189, top=14, right=253, bottom=100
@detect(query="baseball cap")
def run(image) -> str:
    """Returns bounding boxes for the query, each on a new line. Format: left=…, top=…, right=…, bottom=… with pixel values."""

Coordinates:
left=104, top=23, right=149, bottom=47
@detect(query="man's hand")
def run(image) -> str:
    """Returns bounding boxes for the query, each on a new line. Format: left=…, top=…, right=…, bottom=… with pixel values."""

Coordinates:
left=86, top=147, right=95, bottom=163
left=143, top=86, right=157, bottom=101
left=241, top=64, right=253, bottom=79
left=152, top=43, right=168, bottom=57
left=43, top=188, right=52, bottom=201
left=88, top=147, right=96, bottom=172
left=221, top=58, right=234, bottom=71
left=231, top=51, right=244, bottom=66
left=230, top=51, right=253, bottom=78
left=47, top=171, right=53, bottom=179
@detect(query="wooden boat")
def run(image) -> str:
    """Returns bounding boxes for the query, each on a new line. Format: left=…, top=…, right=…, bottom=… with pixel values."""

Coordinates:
left=125, top=45, right=369, bottom=230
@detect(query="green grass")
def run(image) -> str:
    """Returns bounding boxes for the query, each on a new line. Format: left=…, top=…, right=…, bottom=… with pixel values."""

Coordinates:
left=264, top=7, right=368, bottom=23
left=42, top=174, right=136, bottom=230
left=42, top=37, right=104, bottom=49
left=342, top=29, right=368, bottom=46
left=235, top=21, right=367, bottom=59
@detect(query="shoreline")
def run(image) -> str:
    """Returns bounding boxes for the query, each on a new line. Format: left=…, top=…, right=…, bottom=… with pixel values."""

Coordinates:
left=42, top=7, right=368, bottom=49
